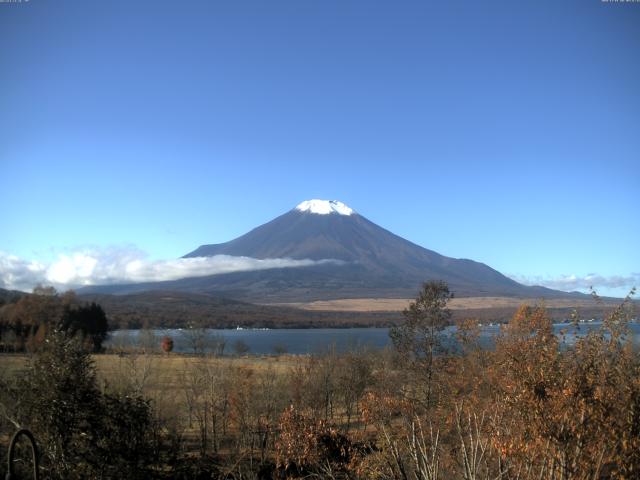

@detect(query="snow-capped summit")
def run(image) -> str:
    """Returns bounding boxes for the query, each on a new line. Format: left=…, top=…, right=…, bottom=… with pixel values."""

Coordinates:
left=87, top=199, right=576, bottom=302
left=295, top=199, right=354, bottom=216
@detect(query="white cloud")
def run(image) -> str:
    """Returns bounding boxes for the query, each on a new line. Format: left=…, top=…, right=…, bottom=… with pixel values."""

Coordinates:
left=509, top=273, right=639, bottom=295
left=0, top=254, right=48, bottom=292
left=0, top=247, right=344, bottom=292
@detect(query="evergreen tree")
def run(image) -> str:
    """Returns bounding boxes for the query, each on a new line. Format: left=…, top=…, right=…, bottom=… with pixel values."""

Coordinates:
left=14, top=329, right=154, bottom=479
left=17, top=330, right=102, bottom=478
left=59, top=302, right=109, bottom=352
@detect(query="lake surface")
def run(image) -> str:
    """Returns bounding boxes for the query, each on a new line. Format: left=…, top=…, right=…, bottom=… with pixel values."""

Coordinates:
left=106, top=321, right=640, bottom=355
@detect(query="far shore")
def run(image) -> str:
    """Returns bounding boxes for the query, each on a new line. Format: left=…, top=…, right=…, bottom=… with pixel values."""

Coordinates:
left=267, top=296, right=626, bottom=312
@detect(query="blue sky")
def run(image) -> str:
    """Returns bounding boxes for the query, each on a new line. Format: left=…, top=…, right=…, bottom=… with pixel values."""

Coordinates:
left=1, top=0, right=638, bottom=296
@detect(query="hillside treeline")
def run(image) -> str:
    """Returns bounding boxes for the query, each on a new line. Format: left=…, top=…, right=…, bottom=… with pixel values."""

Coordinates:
left=0, top=287, right=403, bottom=331
left=81, top=291, right=619, bottom=330
left=0, top=282, right=638, bottom=479
left=80, top=291, right=402, bottom=329
left=1, top=287, right=618, bottom=333
left=0, top=287, right=108, bottom=352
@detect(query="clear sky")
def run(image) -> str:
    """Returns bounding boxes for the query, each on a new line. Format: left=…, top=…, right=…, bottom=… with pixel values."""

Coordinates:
left=1, top=0, right=638, bottom=296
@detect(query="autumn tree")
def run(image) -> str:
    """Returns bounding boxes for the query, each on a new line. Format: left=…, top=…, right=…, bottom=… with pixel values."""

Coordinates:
left=336, top=349, right=373, bottom=430
left=489, top=295, right=640, bottom=480
left=275, top=404, right=355, bottom=478
left=161, top=335, right=174, bottom=353
left=184, top=324, right=207, bottom=355
left=0, top=288, right=109, bottom=352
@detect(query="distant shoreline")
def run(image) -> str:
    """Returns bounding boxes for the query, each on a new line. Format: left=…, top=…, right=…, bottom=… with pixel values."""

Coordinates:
left=266, top=296, right=627, bottom=312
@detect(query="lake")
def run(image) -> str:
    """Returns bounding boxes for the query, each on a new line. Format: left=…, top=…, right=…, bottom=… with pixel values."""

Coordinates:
left=106, top=320, right=640, bottom=355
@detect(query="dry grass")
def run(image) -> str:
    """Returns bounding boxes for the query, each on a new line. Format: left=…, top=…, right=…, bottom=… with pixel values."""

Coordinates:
left=0, top=353, right=300, bottom=389
left=268, top=296, right=619, bottom=312
left=0, top=354, right=29, bottom=376
left=0, top=352, right=305, bottom=457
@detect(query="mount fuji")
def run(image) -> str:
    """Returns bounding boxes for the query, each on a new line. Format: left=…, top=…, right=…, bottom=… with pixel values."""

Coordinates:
left=83, top=200, right=573, bottom=302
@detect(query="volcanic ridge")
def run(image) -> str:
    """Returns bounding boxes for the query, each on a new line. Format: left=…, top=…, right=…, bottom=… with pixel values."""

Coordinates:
left=83, top=199, right=577, bottom=302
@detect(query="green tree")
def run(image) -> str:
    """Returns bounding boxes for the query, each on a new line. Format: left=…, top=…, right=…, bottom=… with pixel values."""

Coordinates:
left=98, top=392, right=153, bottom=479
left=16, top=330, right=103, bottom=478
left=59, top=302, right=109, bottom=352
left=389, top=280, right=452, bottom=408
left=12, top=329, right=155, bottom=479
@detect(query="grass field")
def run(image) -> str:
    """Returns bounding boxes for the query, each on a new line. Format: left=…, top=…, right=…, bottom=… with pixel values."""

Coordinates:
left=0, top=351, right=313, bottom=465
left=270, top=295, right=623, bottom=312
left=1, top=352, right=300, bottom=381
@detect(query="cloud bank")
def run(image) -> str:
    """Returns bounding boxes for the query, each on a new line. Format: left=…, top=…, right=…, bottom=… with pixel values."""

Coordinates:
left=509, top=273, right=639, bottom=295
left=0, top=247, right=343, bottom=292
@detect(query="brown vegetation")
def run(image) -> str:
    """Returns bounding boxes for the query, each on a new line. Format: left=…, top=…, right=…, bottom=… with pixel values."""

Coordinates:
left=0, top=287, right=109, bottom=353
left=273, top=296, right=624, bottom=325
left=78, top=290, right=402, bottom=329
left=271, top=296, right=623, bottom=312
left=0, top=282, right=638, bottom=479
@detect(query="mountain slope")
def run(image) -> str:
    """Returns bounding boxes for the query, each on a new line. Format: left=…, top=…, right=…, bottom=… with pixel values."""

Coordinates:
left=177, top=200, right=571, bottom=300
left=81, top=200, right=583, bottom=301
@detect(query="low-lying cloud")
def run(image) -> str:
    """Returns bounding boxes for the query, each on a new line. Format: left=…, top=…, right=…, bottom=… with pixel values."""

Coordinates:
left=0, top=247, right=343, bottom=292
left=509, top=273, right=639, bottom=295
